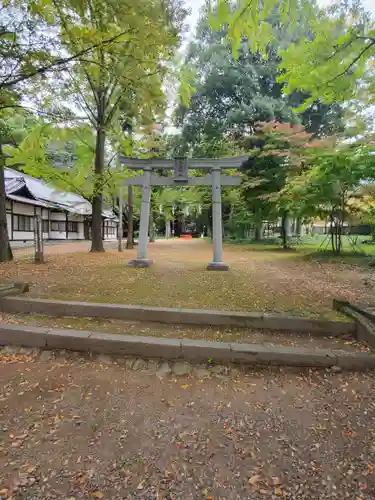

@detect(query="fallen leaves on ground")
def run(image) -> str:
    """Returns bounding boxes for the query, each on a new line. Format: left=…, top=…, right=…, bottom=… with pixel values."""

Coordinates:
left=1, top=239, right=374, bottom=320
left=1, top=356, right=375, bottom=498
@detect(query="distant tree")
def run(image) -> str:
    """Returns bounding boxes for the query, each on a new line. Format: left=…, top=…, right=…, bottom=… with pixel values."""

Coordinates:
left=241, top=121, right=316, bottom=246
left=42, top=0, right=187, bottom=252
left=281, top=139, right=375, bottom=253
left=0, top=0, right=187, bottom=259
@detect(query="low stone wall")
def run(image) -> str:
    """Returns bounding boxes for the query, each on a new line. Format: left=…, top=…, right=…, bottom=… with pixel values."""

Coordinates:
left=0, top=296, right=355, bottom=336
left=333, top=299, right=375, bottom=349
left=0, top=323, right=374, bottom=370
left=0, top=281, right=29, bottom=298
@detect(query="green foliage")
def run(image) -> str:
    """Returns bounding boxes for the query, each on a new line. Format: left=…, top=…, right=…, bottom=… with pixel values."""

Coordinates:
left=176, top=3, right=344, bottom=162
left=279, top=6, right=375, bottom=106
left=283, top=140, right=375, bottom=219
left=210, top=0, right=375, bottom=106
left=175, top=13, right=300, bottom=154
left=0, top=110, right=36, bottom=148
left=210, top=0, right=315, bottom=57
left=4, top=121, right=128, bottom=204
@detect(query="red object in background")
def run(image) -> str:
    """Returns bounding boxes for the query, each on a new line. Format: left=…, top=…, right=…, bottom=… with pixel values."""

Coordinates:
left=180, top=234, right=193, bottom=239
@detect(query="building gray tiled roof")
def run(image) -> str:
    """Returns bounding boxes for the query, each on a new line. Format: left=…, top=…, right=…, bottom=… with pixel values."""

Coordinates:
left=4, top=167, right=116, bottom=219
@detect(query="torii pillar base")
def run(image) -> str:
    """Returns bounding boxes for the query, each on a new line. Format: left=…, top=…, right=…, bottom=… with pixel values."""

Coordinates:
left=206, top=262, right=229, bottom=271
left=128, top=259, right=153, bottom=268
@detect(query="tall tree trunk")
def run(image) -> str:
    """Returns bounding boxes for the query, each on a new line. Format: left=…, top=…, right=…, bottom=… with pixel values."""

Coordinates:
left=337, top=193, right=345, bottom=255
left=281, top=211, right=288, bottom=249
left=253, top=207, right=263, bottom=241
left=126, top=185, right=134, bottom=249
left=0, top=145, right=13, bottom=262
left=254, top=221, right=262, bottom=241
left=330, top=213, right=335, bottom=253
left=295, top=217, right=302, bottom=237
left=91, top=119, right=105, bottom=253
left=337, top=222, right=342, bottom=254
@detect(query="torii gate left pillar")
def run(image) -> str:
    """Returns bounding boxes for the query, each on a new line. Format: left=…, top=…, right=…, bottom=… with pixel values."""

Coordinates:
left=129, top=167, right=152, bottom=268
left=121, top=156, right=245, bottom=271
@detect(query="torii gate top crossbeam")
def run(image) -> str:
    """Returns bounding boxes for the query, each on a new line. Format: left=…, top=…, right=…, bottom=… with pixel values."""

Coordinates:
left=119, top=155, right=248, bottom=170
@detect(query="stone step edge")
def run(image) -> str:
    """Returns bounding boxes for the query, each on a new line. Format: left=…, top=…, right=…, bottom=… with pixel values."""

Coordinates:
left=0, top=323, right=373, bottom=370
left=0, top=296, right=354, bottom=336
left=333, top=299, right=375, bottom=350
left=0, top=281, right=29, bottom=298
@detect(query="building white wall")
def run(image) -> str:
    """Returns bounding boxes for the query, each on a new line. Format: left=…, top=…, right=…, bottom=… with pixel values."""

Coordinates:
left=49, top=210, right=66, bottom=240
left=103, top=219, right=118, bottom=240
left=11, top=201, right=35, bottom=241
left=50, top=211, right=66, bottom=221
left=67, top=214, right=84, bottom=240
left=13, top=201, right=35, bottom=216
left=6, top=196, right=113, bottom=243
left=6, top=213, right=11, bottom=233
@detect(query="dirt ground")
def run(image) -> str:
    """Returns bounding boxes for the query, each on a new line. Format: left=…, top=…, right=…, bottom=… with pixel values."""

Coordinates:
left=1, top=239, right=375, bottom=319
left=1, top=352, right=375, bottom=499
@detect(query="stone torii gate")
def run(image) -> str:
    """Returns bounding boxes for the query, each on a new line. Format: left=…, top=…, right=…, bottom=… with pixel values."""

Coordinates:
left=119, top=156, right=246, bottom=271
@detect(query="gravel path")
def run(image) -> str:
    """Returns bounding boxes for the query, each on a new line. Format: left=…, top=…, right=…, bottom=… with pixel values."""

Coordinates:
left=1, top=351, right=375, bottom=499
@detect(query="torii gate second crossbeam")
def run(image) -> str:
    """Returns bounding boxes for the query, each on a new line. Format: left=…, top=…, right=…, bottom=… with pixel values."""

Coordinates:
left=119, top=156, right=246, bottom=271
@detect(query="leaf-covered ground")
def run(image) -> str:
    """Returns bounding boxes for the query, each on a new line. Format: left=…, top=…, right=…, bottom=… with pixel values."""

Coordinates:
left=1, top=352, right=375, bottom=499
left=1, top=239, right=374, bottom=319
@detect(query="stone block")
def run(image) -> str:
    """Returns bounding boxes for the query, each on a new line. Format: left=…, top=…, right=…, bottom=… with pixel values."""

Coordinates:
left=138, top=307, right=183, bottom=324
left=355, top=315, right=375, bottom=349
left=40, top=350, right=54, bottom=361
left=88, top=332, right=182, bottom=359
left=132, top=358, right=148, bottom=370
left=172, top=361, right=192, bottom=376
left=0, top=323, right=48, bottom=347
left=260, top=313, right=354, bottom=336
left=206, top=262, right=229, bottom=271
left=0, top=286, right=20, bottom=298
left=336, top=352, right=375, bottom=370
left=128, top=259, right=153, bottom=268
left=13, top=281, right=30, bottom=293
left=168, top=309, right=264, bottom=328
left=45, top=329, right=92, bottom=350
left=230, top=343, right=337, bottom=367
left=181, top=339, right=231, bottom=362
left=156, top=361, right=172, bottom=379
left=0, top=297, right=69, bottom=316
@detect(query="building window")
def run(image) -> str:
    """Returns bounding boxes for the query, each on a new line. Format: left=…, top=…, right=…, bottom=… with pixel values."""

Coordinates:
left=42, top=220, right=49, bottom=233
left=13, top=215, right=34, bottom=232
left=104, top=221, right=116, bottom=237
left=67, top=221, right=78, bottom=232
left=51, top=221, right=66, bottom=232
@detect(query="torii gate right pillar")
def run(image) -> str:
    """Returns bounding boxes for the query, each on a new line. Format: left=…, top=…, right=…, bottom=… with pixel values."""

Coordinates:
left=206, top=165, right=229, bottom=271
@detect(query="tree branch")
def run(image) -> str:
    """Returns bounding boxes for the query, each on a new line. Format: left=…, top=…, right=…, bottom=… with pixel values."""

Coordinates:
left=326, top=40, right=375, bottom=85
left=1, top=30, right=134, bottom=89
left=104, top=92, right=123, bottom=127
left=326, top=37, right=356, bottom=63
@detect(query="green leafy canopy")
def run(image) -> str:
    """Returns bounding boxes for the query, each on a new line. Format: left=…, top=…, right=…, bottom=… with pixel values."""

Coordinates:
left=210, top=0, right=375, bottom=106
